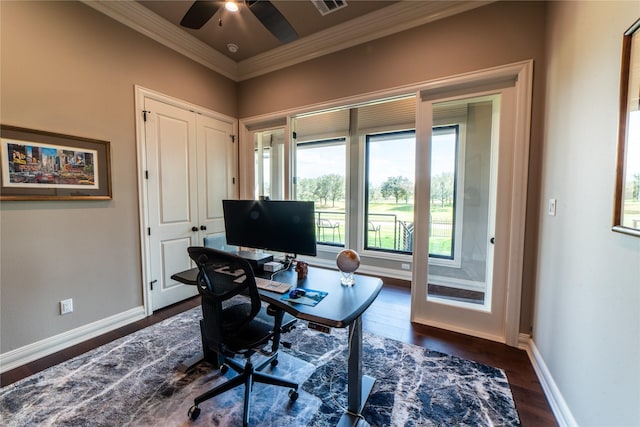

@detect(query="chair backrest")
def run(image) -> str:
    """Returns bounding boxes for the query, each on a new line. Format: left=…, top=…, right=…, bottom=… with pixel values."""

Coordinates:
left=187, top=246, right=262, bottom=355
left=318, top=218, right=336, bottom=227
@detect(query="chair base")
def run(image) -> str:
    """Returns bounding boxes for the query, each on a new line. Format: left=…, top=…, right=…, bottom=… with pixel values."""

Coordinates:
left=188, top=357, right=298, bottom=426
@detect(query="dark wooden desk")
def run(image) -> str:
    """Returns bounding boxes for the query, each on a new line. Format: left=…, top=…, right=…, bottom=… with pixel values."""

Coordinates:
left=172, top=265, right=383, bottom=426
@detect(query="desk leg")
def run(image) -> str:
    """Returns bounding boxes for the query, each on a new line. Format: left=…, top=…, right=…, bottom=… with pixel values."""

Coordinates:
left=337, top=316, right=376, bottom=427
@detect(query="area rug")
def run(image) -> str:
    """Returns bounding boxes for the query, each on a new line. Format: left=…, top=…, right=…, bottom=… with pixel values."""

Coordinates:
left=0, top=307, right=520, bottom=426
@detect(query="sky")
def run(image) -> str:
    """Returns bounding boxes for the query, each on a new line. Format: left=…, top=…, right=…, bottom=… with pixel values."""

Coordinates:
left=295, top=134, right=456, bottom=186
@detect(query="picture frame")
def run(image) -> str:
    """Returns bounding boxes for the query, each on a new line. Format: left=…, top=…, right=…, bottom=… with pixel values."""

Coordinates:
left=0, top=125, right=112, bottom=201
left=613, top=18, right=640, bottom=237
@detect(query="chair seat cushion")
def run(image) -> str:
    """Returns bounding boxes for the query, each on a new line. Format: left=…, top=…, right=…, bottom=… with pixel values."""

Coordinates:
left=222, top=305, right=275, bottom=351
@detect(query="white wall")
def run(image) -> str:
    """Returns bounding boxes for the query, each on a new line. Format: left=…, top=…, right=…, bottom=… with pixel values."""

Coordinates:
left=536, top=2, right=640, bottom=425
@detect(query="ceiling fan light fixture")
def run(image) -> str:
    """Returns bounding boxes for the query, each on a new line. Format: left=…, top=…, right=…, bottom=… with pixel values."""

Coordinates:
left=224, top=1, right=239, bottom=13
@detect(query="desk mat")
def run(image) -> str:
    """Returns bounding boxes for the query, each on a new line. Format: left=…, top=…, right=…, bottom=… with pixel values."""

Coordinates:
left=280, top=289, right=328, bottom=306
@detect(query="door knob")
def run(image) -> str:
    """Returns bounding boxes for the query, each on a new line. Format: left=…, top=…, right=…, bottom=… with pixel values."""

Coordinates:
left=200, top=225, right=207, bottom=231
left=191, top=226, right=198, bottom=232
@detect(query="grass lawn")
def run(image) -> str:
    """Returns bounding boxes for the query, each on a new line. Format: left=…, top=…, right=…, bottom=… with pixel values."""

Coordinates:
left=315, top=200, right=453, bottom=255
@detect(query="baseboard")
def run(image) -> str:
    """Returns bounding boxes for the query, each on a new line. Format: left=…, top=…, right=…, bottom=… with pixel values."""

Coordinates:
left=0, top=306, right=146, bottom=374
left=518, top=334, right=578, bottom=427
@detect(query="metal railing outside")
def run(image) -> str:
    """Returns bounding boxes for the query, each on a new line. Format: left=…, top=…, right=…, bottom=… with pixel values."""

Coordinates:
left=315, top=210, right=453, bottom=252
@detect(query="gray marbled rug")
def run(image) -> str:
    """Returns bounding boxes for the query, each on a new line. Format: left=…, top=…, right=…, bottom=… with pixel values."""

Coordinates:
left=0, top=307, right=520, bottom=426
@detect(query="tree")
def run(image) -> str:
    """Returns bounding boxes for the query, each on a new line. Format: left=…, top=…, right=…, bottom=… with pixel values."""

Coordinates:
left=431, top=172, right=454, bottom=207
left=380, top=176, right=413, bottom=204
left=368, top=183, right=379, bottom=202
left=314, top=174, right=344, bottom=207
left=296, top=177, right=316, bottom=201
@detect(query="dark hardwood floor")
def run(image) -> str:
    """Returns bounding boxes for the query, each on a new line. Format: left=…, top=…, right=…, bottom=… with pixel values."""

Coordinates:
left=1, top=283, right=556, bottom=426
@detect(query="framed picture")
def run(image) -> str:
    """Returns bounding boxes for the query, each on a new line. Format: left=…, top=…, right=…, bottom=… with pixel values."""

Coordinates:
left=0, top=125, right=112, bottom=201
left=613, top=18, right=640, bottom=237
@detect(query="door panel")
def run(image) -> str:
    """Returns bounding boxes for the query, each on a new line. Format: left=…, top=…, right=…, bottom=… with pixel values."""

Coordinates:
left=157, top=115, right=192, bottom=223
left=198, top=115, right=234, bottom=238
left=145, top=98, right=199, bottom=310
left=160, top=237, right=193, bottom=292
left=412, top=89, right=515, bottom=343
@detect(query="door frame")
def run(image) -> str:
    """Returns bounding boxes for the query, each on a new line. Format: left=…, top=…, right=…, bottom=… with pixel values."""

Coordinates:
left=134, top=86, right=238, bottom=316
left=410, top=61, right=533, bottom=346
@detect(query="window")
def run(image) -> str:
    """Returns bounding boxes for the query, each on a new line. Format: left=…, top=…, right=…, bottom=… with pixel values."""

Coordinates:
left=429, top=126, right=459, bottom=260
left=251, top=96, right=465, bottom=271
left=364, top=131, right=416, bottom=253
left=364, top=126, right=461, bottom=260
left=255, top=145, right=270, bottom=199
left=295, top=138, right=346, bottom=246
left=254, top=128, right=285, bottom=200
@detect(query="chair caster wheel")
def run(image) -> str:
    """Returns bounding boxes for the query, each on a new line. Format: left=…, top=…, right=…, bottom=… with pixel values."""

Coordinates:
left=288, top=389, right=299, bottom=401
left=270, top=358, right=279, bottom=367
left=188, top=405, right=201, bottom=420
left=220, top=364, right=229, bottom=374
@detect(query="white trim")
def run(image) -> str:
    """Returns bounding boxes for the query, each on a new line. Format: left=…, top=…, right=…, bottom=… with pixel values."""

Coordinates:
left=84, top=0, right=492, bottom=82
left=412, top=316, right=505, bottom=343
left=519, top=336, right=578, bottom=427
left=428, top=275, right=485, bottom=293
left=0, top=307, right=145, bottom=374
left=503, top=61, right=533, bottom=347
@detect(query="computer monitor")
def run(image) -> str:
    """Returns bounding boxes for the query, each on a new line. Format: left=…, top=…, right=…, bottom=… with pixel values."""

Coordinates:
left=222, top=199, right=317, bottom=257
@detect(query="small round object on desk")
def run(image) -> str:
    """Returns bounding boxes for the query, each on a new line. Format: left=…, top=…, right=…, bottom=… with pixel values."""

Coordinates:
left=336, top=249, right=360, bottom=286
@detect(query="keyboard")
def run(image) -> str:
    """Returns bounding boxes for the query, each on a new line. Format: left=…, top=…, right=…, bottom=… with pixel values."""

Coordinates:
left=255, top=277, right=292, bottom=294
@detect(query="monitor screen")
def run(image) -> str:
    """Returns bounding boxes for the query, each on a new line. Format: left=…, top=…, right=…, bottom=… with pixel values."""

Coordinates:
left=222, top=199, right=317, bottom=257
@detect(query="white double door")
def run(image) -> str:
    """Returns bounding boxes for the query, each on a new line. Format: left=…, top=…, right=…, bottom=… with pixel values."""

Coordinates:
left=139, top=92, right=236, bottom=312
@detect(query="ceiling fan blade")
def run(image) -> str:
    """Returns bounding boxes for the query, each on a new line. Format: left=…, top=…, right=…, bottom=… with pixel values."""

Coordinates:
left=180, top=1, right=221, bottom=29
left=248, top=1, right=298, bottom=44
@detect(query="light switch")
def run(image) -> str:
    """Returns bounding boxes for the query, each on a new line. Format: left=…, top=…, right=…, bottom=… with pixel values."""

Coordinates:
left=548, top=198, right=557, bottom=216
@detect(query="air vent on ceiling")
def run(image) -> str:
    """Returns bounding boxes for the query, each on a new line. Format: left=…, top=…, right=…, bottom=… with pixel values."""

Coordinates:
left=311, top=0, right=348, bottom=16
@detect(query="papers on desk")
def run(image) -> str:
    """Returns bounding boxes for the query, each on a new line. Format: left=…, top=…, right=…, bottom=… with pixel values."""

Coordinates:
left=281, top=289, right=328, bottom=306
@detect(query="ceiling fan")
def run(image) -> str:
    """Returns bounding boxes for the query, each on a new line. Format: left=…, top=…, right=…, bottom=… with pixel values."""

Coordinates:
left=180, top=0, right=298, bottom=44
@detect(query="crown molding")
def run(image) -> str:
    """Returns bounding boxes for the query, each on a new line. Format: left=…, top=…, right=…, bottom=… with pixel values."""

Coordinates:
left=82, top=0, right=492, bottom=82
left=237, top=1, right=492, bottom=81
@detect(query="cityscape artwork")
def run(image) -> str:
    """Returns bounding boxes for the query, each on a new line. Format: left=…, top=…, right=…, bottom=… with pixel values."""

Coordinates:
left=2, top=139, right=98, bottom=189
left=0, top=125, right=111, bottom=201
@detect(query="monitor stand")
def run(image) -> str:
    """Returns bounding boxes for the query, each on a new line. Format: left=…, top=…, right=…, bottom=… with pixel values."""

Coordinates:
left=236, top=250, right=273, bottom=271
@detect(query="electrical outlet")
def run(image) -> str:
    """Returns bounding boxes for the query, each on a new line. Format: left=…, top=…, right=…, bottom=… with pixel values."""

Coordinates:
left=548, top=198, right=557, bottom=216
left=60, top=298, right=73, bottom=315
left=401, top=263, right=411, bottom=270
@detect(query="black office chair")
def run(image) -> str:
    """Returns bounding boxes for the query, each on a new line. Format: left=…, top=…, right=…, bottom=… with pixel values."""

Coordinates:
left=186, top=246, right=299, bottom=425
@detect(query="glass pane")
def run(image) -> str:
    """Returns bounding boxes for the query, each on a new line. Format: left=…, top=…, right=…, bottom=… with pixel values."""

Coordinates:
left=254, top=129, right=284, bottom=200
left=365, top=131, right=415, bottom=252
left=254, top=146, right=270, bottom=199
left=430, top=126, right=458, bottom=259
left=295, top=139, right=346, bottom=246
left=364, top=128, right=458, bottom=258
left=427, top=97, right=499, bottom=308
